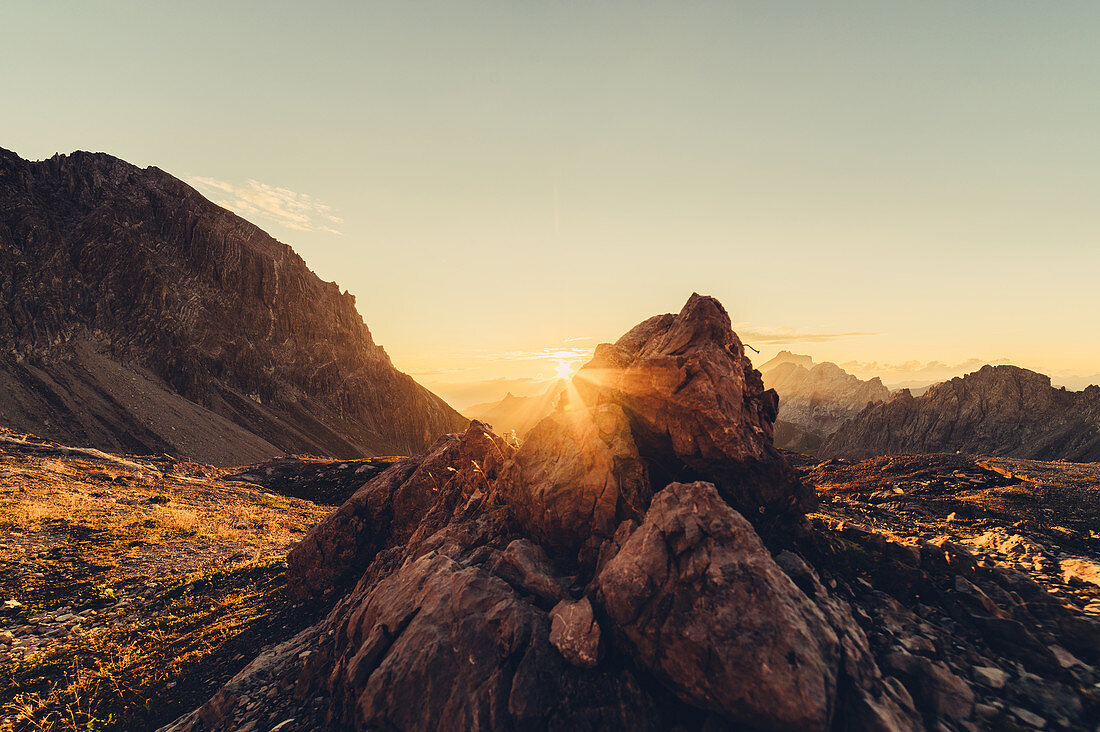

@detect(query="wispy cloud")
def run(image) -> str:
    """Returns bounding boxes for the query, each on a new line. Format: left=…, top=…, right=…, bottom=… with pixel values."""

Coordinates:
left=485, top=347, right=593, bottom=364
left=838, top=358, right=1013, bottom=386
left=733, top=325, right=876, bottom=345
left=187, top=176, right=343, bottom=235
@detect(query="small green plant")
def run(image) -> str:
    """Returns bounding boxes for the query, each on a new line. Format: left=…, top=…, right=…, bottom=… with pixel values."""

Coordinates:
left=257, top=492, right=289, bottom=509
left=94, top=586, right=118, bottom=605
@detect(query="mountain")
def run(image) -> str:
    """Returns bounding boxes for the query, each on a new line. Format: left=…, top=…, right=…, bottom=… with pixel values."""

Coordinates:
left=0, top=147, right=467, bottom=465
left=759, top=351, right=890, bottom=452
left=821, top=364, right=1100, bottom=461
left=464, top=379, right=566, bottom=437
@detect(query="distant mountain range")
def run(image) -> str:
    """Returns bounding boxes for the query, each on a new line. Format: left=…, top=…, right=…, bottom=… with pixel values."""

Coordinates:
left=759, top=351, right=892, bottom=452
left=821, top=364, right=1100, bottom=462
left=464, top=380, right=566, bottom=437
left=0, top=147, right=467, bottom=465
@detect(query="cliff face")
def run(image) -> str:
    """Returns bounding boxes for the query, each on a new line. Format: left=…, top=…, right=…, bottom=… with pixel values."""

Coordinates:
left=0, top=147, right=467, bottom=464
left=821, top=364, right=1100, bottom=461
left=759, top=351, right=890, bottom=452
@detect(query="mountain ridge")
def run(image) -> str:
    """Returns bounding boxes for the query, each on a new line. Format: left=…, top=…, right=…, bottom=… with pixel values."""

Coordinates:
left=0, top=147, right=467, bottom=464
left=821, top=364, right=1100, bottom=461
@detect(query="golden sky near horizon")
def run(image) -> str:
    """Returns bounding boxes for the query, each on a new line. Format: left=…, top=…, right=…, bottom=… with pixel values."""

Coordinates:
left=4, top=2, right=1099, bottom=408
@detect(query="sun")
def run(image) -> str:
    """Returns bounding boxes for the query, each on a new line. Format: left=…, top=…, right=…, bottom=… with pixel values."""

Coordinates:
left=553, top=360, right=576, bottom=379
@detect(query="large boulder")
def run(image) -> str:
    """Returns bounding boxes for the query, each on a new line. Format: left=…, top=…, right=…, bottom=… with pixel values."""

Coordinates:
left=597, top=481, right=841, bottom=731
left=287, top=421, right=514, bottom=598
left=328, top=551, right=545, bottom=729
left=574, top=293, right=814, bottom=531
left=495, top=403, right=651, bottom=563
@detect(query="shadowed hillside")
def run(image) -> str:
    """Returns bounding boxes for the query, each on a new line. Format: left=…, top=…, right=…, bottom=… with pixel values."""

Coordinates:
left=0, top=148, right=467, bottom=464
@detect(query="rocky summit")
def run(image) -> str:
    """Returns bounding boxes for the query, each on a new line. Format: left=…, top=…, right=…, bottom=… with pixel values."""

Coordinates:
left=821, top=364, right=1100, bottom=462
left=0, top=148, right=466, bottom=465
left=155, top=293, right=1081, bottom=732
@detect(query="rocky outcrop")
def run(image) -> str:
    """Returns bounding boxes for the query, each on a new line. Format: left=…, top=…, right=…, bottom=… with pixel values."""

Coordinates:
left=821, top=365, right=1100, bottom=461
left=573, top=294, right=814, bottom=536
left=287, top=421, right=514, bottom=599
left=495, top=403, right=651, bottom=563
left=0, top=147, right=466, bottom=464
left=174, top=296, right=1100, bottom=732
left=759, top=351, right=891, bottom=453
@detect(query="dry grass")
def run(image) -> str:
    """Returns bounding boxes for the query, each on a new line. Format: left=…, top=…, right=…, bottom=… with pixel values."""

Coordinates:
left=0, top=439, right=334, bottom=731
left=1, top=561, right=303, bottom=731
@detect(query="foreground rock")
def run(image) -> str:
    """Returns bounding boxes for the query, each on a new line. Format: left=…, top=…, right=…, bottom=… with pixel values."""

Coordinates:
left=162, top=296, right=1100, bottom=732
left=573, top=294, right=814, bottom=536
left=599, top=481, right=841, bottom=730
left=495, top=403, right=650, bottom=563
left=287, top=421, right=514, bottom=599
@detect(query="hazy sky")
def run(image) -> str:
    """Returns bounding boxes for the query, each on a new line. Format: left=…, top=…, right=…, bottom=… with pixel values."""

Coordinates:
left=4, top=1, right=1099, bottom=407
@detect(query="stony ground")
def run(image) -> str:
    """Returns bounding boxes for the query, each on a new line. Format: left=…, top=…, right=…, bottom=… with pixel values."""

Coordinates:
left=798, top=452, right=1100, bottom=730
left=802, top=453, right=1100, bottom=616
left=0, top=430, right=334, bottom=731
left=5, top=425, right=1100, bottom=730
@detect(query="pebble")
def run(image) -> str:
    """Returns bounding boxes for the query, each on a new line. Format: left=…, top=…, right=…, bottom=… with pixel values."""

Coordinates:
left=1009, top=706, right=1046, bottom=728
left=974, top=702, right=1000, bottom=719
left=973, top=665, right=1009, bottom=689
left=1048, top=644, right=1084, bottom=669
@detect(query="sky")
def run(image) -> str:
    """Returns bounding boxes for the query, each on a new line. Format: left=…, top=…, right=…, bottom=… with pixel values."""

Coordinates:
left=4, top=1, right=1099, bottom=408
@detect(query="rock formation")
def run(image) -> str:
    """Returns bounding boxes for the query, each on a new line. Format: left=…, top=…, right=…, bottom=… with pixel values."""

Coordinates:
left=152, top=297, right=1100, bottom=732
left=0, top=147, right=467, bottom=465
left=821, top=364, right=1100, bottom=461
left=161, top=294, right=944, bottom=731
left=572, top=294, right=814, bottom=536
left=759, top=351, right=891, bottom=453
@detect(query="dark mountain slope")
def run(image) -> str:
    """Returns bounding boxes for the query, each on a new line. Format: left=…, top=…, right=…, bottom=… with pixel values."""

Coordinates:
left=821, top=364, right=1100, bottom=461
left=0, top=147, right=467, bottom=464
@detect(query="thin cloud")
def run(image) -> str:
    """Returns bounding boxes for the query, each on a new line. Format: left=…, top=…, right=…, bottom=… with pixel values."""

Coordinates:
left=733, top=325, right=877, bottom=345
left=187, top=175, right=344, bottom=235
left=838, top=358, right=1015, bottom=387
left=485, top=347, right=593, bottom=364
left=840, top=358, right=1011, bottom=376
